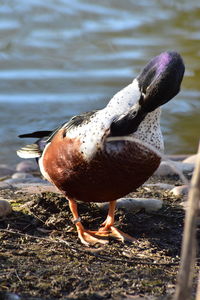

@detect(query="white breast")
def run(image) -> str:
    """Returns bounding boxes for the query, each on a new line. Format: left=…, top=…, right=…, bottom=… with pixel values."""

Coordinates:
left=66, top=79, right=163, bottom=159
left=133, top=108, right=164, bottom=152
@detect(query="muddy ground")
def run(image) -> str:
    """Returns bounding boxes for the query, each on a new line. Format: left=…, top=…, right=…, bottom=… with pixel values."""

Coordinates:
left=0, top=175, right=199, bottom=300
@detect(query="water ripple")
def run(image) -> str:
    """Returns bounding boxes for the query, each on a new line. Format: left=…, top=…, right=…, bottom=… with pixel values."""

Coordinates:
left=0, top=0, right=199, bottom=163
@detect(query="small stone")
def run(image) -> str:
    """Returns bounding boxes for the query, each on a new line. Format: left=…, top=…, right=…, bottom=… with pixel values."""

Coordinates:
left=97, top=198, right=163, bottom=213
left=12, top=172, right=34, bottom=179
left=0, top=182, right=13, bottom=190
left=170, top=185, right=189, bottom=197
left=0, top=292, right=21, bottom=300
left=0, top=199, right=12, bottom=217
left=154, top=161, right=175, bottom=176
left=0, top=164, right=15, bottom=177
left=16, top=160, right=38, bottom=173
left=144, top=183, right=175, bottom=190
left=14, top=182, right=61, bottom=194
left=5, top=177, right=45, bottom=185
left=166, top=154, right=190, bottom=161
left=183, top=154, right=198, bottom=165
left=154, top=161, right=195, bottom=176
left=174, top=161, right=195, bottom=173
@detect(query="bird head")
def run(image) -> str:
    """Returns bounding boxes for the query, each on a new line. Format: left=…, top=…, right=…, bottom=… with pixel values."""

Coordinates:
left=110, top=51, right=185, bottom=136
left=137, top=51, right=185, bottom=113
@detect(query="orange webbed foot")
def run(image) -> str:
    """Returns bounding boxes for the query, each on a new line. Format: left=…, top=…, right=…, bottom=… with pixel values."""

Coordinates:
left=76, top=222, right=109, bottom=246
left=93, top=200, right=135, bottom=243
left=68, top=198, right=135, bottom=246
left=95, top=225, right=135, bottom=243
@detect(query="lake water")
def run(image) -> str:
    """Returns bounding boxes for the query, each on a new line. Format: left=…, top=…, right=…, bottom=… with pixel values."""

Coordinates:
left=0, top=0, right=200, bottom=165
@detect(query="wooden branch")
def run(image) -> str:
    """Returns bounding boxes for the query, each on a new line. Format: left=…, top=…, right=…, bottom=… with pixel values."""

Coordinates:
left=196, top=271, right=200, bottom=300
left=174, top=143, right=200, bottom=300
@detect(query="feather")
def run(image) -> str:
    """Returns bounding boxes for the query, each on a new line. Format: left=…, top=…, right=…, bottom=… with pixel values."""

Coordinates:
left=17, top=144, right=41, bottom=159
left=19, top=131, right=52, bottom=138
left=17, top=111, right=98, bottom=159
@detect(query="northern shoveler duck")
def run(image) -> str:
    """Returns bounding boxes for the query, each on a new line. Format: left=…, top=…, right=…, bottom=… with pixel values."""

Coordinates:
left=17, top=51, right=185, bottom=246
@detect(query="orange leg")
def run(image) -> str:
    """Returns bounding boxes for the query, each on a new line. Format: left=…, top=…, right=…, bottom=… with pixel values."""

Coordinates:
left=68, top=198, right=108, bottom=246
left=96, top=200, right=135, bottom=242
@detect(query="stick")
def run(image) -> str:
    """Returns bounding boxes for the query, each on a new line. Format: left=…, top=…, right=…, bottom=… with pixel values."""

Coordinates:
left=196, top=271, right=200, bottom=300
left=174, top=143, right=200, bottom=300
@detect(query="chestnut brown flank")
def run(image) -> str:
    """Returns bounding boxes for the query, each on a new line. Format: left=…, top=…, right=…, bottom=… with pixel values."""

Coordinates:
left=42, top=129, right=161, bottom=203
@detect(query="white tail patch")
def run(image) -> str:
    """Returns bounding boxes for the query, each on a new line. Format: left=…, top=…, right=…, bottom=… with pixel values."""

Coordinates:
left=16, top=144, right=41, bottom=159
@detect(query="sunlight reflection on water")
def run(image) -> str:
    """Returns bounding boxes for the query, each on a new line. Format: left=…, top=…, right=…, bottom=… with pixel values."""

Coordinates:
left=0, top=0, right=199, bottom=163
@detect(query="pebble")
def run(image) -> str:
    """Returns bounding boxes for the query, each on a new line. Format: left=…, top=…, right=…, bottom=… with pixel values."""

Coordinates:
left=154, top=161, right=195, bottom=177
left=170, top=185, right=189, bottom=197
left=16, top=160, right=38, bottom=173
left=12, top=172, right=34, bottom=179
left=183, top=154, right=198, bottom=165
left=4, top=177, right=46, bottom=185
left=0, top=199, right=12, bottom=217
left=144, top=183, right=175, bottom=190
left=0, top=182, right=13, bottom=190
left=97, top=198, right=163, bottom=213
left=179, top=161, right=195, bottom=172
left=0, top=292, right=21, bottom=300
left=166, top=154, right=189, bottom=161
left=154, top=161, right=174, bottom=176
left=14, top=182, right=61, bottom=194
left=0, top=164, right=15, bottom=177
left=174, top=161, right=195, bottom=173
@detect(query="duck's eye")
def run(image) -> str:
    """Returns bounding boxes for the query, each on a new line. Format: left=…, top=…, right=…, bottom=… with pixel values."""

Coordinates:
left=139, top=93, right=145, bottom=106
left=131, top=110, right=138, bottom=117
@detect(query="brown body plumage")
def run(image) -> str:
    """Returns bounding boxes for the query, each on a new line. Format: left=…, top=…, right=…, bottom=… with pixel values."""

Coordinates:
left=42, top=129, right=161, bottom=203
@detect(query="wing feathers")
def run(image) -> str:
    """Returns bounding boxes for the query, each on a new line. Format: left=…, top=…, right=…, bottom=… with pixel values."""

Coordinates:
left=19, top=131, right=52, bottom=138
left=17, top=110, right=98, bottom=159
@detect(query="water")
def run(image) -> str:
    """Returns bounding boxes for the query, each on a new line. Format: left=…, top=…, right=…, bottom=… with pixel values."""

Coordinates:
left=0, top=0, right=200, bottom=165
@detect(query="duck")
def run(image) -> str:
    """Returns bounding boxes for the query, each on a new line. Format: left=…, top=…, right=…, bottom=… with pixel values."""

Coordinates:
left=17, top=51, right=185, bottom=246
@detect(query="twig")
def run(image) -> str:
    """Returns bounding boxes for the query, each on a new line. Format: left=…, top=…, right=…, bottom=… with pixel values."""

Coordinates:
left=174, top=142, right=200, bottom=300
left=196, top=271, right=200, bottom=300
left=15, top=269, right=22, bottom=283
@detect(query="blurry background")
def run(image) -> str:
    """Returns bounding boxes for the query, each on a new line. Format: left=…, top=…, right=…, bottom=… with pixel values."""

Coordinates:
left=0, top=0, right=199, bottom=165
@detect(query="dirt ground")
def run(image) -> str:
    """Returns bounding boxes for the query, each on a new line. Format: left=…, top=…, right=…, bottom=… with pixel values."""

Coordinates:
left=0, top=174, right=199, bottom=300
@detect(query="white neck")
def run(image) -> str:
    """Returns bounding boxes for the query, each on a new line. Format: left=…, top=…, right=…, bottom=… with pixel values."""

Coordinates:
left=105, top=79, right=141, bottom=116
